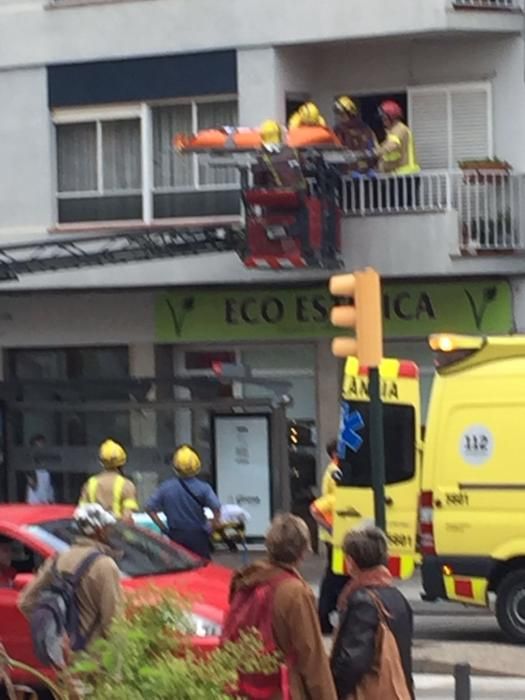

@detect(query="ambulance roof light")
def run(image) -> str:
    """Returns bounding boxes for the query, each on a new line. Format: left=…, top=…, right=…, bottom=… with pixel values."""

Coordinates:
left=429, top=334, right=484, bottom=369
left=428, top=334, right=483, bottom=352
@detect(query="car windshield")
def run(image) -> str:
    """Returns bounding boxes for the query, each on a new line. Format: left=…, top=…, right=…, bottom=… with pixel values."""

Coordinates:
left=27, top=519, right=203, bottom=577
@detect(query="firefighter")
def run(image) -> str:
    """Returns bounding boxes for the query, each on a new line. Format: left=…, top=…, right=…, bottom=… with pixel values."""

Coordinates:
left=288, top=101, right=327, bottom=129
left=314, top=439, right=350, bottom=635
left=377, top=100, right=420, bottom=175
left=146, top=445, right=221, bottom=560
left=79, top=439, right=139, bottom=522
left=333, top=96, right=378, bottom=174
left=254, top=120, right=307, bottom=189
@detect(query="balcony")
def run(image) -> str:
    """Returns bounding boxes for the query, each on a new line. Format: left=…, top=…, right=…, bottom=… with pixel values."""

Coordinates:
left=340, top=170, right=525, bottom=277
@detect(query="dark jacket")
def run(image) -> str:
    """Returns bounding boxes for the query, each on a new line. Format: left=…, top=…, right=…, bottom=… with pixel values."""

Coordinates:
left=330, top=585, right=414, bottom=700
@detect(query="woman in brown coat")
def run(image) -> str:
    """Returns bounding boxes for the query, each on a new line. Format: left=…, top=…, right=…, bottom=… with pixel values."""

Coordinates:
left=224, top=514, right=337, bottom=700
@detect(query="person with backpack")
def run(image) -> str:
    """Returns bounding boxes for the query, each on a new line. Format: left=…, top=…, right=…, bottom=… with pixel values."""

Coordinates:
left=146, top=444, right=221, bottom=560
left=222, top=513, right=337, bottom=700
left=330, top=527, right=414, bottom=700
left=18, top=504, right=123, bottom=669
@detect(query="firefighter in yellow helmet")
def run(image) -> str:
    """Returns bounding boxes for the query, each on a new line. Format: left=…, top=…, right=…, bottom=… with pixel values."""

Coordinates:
left=254, top=119, right=306, bottom=190
left=333, top=96, right=378, bottom=175
left=288, top=101, right=327, bottom=129
left=146, top=445, right=221, bottom=560
left=79, top=439, right=139, bottom=522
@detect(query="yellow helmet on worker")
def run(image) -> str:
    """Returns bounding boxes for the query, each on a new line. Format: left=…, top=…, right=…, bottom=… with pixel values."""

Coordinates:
left=173, top=444, right=202, bottom=477
left=99, top=439, right=127, bottom=470
left=334, top=96, right=358, bottom=117
left=260, top=119, right=283, bottom=147
left=299, top=102, right=324, bottom=126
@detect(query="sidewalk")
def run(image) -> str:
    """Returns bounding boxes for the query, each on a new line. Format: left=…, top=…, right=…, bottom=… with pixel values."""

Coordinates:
left=414, top=674, right=525, bottom=699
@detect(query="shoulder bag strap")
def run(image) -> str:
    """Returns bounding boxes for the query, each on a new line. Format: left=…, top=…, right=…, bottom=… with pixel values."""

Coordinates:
left=178, top=478, right=206, bottom=510
left=72, top=550, right=102, bottom=585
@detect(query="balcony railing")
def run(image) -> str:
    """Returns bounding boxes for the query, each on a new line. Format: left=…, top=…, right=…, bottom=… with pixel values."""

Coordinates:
left=452, top=0, right=523, bottom=10
left=341, top=170, right=525, bottom=254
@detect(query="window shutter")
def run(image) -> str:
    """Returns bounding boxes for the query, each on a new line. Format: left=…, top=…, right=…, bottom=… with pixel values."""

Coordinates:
left=409, top=90, right=449, bottom=169
left=451, top=89, right=490, bottom=165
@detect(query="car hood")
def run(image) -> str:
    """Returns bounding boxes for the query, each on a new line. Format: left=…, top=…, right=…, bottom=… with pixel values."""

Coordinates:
left=122, top=561, right=232, bottom=619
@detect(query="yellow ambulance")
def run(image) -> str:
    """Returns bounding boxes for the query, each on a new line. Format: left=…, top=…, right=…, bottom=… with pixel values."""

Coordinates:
left=333, top=334, right=525, bottom=643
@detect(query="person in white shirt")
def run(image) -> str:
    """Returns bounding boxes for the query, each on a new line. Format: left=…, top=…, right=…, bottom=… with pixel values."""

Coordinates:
left=26, top=435, right=54, bottom=505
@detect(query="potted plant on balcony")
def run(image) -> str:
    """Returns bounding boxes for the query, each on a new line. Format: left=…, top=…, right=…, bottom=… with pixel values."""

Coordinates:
left=459, top=157, right=513, bottom=183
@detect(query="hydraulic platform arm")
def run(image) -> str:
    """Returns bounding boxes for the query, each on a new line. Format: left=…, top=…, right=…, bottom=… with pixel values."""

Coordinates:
left=0, top=225, right=245, bottom=281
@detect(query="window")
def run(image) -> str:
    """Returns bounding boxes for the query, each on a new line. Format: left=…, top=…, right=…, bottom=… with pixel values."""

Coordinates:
left=55, top=99, right=239, bottom=224
left=57, top=118, right=142, bottom=223
left=408, top=83, right=492, bottom=169
left=338, top=401, right=416, bottom=486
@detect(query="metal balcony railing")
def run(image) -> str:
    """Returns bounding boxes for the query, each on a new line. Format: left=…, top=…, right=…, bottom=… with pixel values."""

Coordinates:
left=452, top=0, right=523, bottom=10
left=341, top=170, right=525, bottom=254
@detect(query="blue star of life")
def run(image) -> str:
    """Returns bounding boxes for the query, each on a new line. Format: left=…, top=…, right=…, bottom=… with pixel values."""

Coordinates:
left=338, top=403, right=365, bottom=456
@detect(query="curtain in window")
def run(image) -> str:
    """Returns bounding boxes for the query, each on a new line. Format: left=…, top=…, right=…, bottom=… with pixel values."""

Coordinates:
left=102, top=119, right=142, bottom=191
left=198, top=101, right=238, bottom=186
left=56, top=123, right=97, bottom=193
left=153, top=105, right=193, bottom=189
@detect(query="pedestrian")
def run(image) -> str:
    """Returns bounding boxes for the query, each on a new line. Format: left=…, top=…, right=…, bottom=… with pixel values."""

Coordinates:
left=316, top=439, right=350, bottom=635
left=288, top=101, right=327, bottom=129
left=19, top=504, right=123, bottom=669
left=79, top=438, right=139, bottom=522
left=222, top=513, right=337, bottom=700
left=330, top=526, right=414, bottom=700
left=333, top=96, right=378, bottom=175
left=26, top=434, right=55, bottom=505
left=146, top=444, right=221, bottom=560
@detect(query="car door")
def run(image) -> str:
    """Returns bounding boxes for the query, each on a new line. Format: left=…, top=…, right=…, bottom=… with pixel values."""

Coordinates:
left=0, top=526, right=51, bottom=671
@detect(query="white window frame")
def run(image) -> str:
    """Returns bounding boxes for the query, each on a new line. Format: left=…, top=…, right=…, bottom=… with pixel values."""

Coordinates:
left=407, top=81, right=493, bottom=170
left=52, top=95, right=239, bottom=225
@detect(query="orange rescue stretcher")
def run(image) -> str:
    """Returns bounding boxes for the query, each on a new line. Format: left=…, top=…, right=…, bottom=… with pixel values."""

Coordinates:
left=174, top=126, right=342, bottom=153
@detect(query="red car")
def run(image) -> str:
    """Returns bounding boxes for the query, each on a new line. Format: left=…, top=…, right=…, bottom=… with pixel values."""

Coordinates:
left=0, top=505, right=232, bottom=686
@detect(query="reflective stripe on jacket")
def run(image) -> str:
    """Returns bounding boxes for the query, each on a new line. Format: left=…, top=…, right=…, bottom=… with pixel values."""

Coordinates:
left=80, top=471, right=139, bottom=519
left=380, top=121, right=420, bottom=175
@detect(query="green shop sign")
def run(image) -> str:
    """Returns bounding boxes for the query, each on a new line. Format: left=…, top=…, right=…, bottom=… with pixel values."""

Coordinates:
left=155, top=280, right=513, bottom=342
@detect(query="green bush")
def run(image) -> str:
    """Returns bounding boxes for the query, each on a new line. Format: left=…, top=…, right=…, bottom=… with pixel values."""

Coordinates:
left=64, top=588, right=280, bottom=699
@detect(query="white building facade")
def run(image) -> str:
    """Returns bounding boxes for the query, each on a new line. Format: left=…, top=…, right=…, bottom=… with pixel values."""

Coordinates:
left=0, top=0, right=523, bottom=503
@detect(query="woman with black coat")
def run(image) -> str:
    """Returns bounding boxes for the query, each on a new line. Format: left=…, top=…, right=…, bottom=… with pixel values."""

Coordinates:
left=330, top=527, right=414, bottom=700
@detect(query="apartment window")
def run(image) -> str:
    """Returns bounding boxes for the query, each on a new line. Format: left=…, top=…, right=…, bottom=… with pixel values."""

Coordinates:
left=408, top=83, right=492, bottom=169
left=57, top=118, right=142, bottom=223
left=55, top=98, right=239, bottom=224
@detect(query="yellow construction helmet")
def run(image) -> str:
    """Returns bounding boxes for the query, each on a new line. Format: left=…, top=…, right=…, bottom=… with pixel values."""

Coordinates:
left=298, top=102, right=322, bottom=125
left=334, top=96, right=358, bottom=116
left=99, top=439, right=127, bottom=470
left=260, top=119, right=282, bottom=146
left=173, top=444, right=202, bottom=477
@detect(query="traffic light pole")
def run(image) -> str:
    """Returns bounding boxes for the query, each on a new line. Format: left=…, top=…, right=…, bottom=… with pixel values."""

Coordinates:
left=369, top=367, right=386, bottom=532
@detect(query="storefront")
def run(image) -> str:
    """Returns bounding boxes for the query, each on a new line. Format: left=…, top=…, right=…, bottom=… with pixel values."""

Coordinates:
left=0, top=277, right=513, bottom=511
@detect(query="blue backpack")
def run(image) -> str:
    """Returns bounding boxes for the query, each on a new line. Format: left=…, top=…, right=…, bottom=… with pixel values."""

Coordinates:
left=29, top=550, right=101, bottom=668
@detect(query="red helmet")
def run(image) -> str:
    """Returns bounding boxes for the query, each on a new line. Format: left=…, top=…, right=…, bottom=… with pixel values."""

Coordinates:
left=379, top=100, right=403, bottom=120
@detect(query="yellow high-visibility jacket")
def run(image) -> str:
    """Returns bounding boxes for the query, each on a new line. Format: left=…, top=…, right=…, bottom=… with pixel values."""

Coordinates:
left=379, top=121, right=420, bottom=175
left=79, top=471, right=139, bottom=520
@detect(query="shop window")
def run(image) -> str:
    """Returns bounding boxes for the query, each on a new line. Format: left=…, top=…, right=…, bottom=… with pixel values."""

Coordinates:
left=184, top=350, right=236, bottom=371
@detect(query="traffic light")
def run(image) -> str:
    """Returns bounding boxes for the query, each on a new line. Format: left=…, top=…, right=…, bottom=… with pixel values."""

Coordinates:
left=329, top=267, right=383, bottom=367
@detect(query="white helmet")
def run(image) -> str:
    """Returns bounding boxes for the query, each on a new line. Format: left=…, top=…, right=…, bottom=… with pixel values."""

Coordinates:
left=74, top=504, right=117, bottom=536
